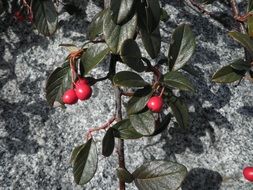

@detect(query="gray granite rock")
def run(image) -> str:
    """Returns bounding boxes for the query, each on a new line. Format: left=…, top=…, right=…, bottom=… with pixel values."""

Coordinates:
left=0, top=1, right=253, bottom=190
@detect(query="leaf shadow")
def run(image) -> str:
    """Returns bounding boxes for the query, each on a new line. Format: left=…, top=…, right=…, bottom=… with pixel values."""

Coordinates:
left=161, top=67, right=233, bottom=158
left=181, top=168, right=223, bottom=190
left=237, top=106, right=253, bottom=117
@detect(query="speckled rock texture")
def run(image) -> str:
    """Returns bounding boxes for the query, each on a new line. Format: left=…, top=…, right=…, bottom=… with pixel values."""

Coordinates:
left=0, top=0, right=253, bottom=190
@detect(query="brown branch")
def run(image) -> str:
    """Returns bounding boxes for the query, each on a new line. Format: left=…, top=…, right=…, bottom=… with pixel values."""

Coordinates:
left=121, top=91, right=134, bottom=97
left=229, top=0, right=247, bottom=33
left=234, top=12, right=253, bottom=22
left=188, top=0, right=212, bottom=16
left=86, top=115, right=116, bottom=139
left=229, top=0, right=251, bottom=62
left=114, top=70, right=126, bottom=190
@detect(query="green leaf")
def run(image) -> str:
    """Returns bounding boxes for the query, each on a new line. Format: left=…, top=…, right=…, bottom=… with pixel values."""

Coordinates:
left=230, top=58, right=251, bottom=71
left=113, top=119, right=143, bottom=139
left=248, top=0, right=253, bottom=37
left=87, top=9, right=106, bottom=40
left=110, top=0, right=135, bottom=25
left=137, top=0, right=161, bottom=33
left=120, top=39, right=145, bottom=72
left=151, top=114, right=171, bottom=136
left=229, top=31, right=253, bottom=57
left=140, top=25, right=161, bottom=59
left=80, top=43, right=110, bottom=75
left=70, top=145, right=84, bottom=166
left=212, top=65, right=245, bottom=83
left=116, top=168, right=134, bottom=183
left=126, top=86, right=154, bottom=115
left=182, top=65, right=200, bottom=78
left=102, top=128, right=115, bottom=157
left=103, top=9, right=137, bottom=53
left=130, top=110, right=155, bottom=136
left=133, top=160, right=187, bottom=190
left=32, top=0, right=58, bottom=36
left=247, top=17, right=253, bottom=37
left=169, top=98, right=189, bottom=128
left=0, top=0, right=4, bottom=15
left=168, top=24, right=196, bottom=71
left=248, top=0, right=253, bottom=11
left=113, top=71, right=149, bottom=87
left=73, top=138, right=98, bottom=185
left=46, top=62, right=72, bottom=107
left=162, top=71, right=194, bottom=92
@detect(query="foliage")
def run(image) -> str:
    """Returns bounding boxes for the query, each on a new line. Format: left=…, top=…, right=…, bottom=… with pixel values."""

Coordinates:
left=5, top=0, right=253, bottom=189
left=212, top=1, right=253, bottom=84
left=45, top=0, right=196, bottom=189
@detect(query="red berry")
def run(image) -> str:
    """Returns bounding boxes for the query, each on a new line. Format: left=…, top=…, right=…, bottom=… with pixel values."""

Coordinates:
left=62, top=89, right=78, bottom=105
left=76, top=78, right=89, bottom=86
left=28, top=15, right=33, bottom=22
left=243, top=167, right=253, bottom=182
left=75, top=83, right=92, bottom=101
left=14, top=11, right=25, bottom=22
left=147, top=96, right=163, bottom=113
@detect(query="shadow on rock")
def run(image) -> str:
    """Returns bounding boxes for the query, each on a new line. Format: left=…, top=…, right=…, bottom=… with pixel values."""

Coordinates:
left=181, top=168, right=222, bottom=190
left=161, top=67, right=232, bottom=157
left=237, top=106, right=253, bottom=117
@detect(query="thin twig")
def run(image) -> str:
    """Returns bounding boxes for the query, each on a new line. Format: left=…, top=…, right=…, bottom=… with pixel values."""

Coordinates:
left=188, top=0, right=212, bottom=15
left=121, top=91, right=134, bottom=97
left=229, top=0, right=247, bottom=33
left=86, top=115, right=116, bottom=140
left=229, top=0, right=251, bottom=62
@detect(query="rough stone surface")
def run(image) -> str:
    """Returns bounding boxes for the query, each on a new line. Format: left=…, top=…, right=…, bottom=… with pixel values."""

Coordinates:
left=1, top=1, right=253, bottom=190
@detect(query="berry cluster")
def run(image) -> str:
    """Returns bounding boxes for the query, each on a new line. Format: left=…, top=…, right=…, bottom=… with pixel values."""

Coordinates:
left=62, top=78, right=92, bottom=105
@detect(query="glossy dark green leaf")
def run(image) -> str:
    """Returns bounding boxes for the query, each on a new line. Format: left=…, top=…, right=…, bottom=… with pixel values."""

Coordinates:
left=168, top=24, right=195, bottom=71
left=103, top=9, right=137, bottom=53
left=0, top=0, right=4, bottom=15
left=140, top=25, right=161, bottom=59
left=169, top=98, right=189, bottom=128
left=87, top=9, right=106, bottom=40
left=126, top=86, right=154, bottom=115
left=70, top=145, right=84, bottom=166
left=229, top=31, right=253, bottom=57
left=120, top=39, right=145, bottom=72
left=113, top=119, right=143, bottom=139
left=113, top=71, right=149, bottom=87
left=162, top=71, right=194, bottom=92
left=102, top=128, right=115, bottom=157
left=73, top=138, right=98, bottom=185
left=151, top=114, right=171, bottom=136
left=137, top=0, right=161, bottom=33
left=130, top=110, right=155, bottom=136
left=182, top=65, right=200, bottom=78
left=212, top=65, right=245, bottom=83
left=32, top=0, right=58, bottom=36
left=46, top=62, right=72, bottom=107
left=248, top=0, right=253, bottom=11
left=230, top=58, right=251, bottom=71
left=110, top=0, right=135, bottom=25
left=247, top=17, right=253, bottom=37
left=133, top=160, right=188, bottom=190
left=248, top=0, right=253, bottom=37
left=116, top=168, right=134, bottom=183
left=80, top=43, right=110, bottom=75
